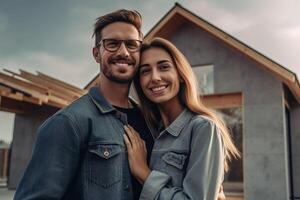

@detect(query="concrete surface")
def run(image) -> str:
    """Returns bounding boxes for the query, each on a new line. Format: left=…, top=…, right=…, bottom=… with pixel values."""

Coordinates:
left=0, top=188, right=15, bottom=200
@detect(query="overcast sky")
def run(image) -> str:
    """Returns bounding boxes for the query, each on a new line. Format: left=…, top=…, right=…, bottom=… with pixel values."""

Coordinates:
left=1, top=0, right=300, bottom=143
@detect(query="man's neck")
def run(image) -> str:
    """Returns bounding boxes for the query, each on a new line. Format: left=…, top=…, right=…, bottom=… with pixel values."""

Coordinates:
left=98, top=75, right=132, bottom=108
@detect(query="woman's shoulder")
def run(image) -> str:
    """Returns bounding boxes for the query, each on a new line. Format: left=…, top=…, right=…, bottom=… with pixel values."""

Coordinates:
left=188, top=113, right=220, bottom=139
left=189, top=113, right=215, bottom=128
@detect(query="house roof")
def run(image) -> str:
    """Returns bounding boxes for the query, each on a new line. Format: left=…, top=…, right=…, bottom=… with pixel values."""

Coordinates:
left=144, top=3, right=300, bottom=103
left=0, top=69, right=87, bottom=113
left=85, top=3, right=300, bottom=103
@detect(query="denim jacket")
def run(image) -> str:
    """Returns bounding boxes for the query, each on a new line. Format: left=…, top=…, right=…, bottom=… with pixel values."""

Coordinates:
left=140, top=109, right=225, bottom=200
left=14, top=87, right=146, bottom=200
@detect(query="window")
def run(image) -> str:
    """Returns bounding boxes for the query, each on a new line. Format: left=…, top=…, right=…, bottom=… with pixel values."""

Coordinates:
left=215, top=107, right=243, bottom=194
left=192, top=65, right=214, bottom=94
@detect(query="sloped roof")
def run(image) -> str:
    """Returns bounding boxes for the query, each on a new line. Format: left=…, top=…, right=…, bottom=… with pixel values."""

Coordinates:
left=0, top=69, right=87, bottom=112
left=144, top=3, right=300, bottom=103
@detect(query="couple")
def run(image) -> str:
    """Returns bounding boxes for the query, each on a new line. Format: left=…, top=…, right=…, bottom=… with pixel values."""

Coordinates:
left=14, top=9, right=239, bottom=200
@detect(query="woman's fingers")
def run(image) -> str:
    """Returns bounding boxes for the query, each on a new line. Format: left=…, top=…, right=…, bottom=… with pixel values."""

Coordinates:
left=128, top=125, right=141, bottom=138
left=124, top=125, right=139, bottom=148
left=123, top=133, right=132, bottom=151
left=124, top=125, right=144, bottom=149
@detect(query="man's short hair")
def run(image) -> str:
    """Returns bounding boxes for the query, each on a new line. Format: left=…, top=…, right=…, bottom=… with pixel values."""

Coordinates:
left=93, top=9, right=143, bottom=46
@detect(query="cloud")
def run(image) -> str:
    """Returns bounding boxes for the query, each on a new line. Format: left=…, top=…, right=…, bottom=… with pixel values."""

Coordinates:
left=0, top=12, right=8, bottom=32
left=278, top=26, right=300, bottom=39
left=185, top=1, right=254, bottom=33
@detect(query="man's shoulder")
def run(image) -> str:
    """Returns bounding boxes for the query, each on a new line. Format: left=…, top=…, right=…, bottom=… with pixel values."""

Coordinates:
left=58, top=93, right=94, bottom=117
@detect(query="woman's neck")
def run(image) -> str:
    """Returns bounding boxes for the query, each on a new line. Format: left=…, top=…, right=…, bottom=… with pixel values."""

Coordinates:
left=158, top=97, right=184, bottom=128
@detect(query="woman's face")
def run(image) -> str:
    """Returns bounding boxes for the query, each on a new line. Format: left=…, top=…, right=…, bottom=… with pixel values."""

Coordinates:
left=139, top=47, right=181, bottom=105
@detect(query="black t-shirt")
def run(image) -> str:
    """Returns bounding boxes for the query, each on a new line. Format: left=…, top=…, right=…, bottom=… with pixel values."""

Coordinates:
left=114, top=105, right=154, bottom=200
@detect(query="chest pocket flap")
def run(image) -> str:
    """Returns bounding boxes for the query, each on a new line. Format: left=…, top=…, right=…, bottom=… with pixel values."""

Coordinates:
left=89, top=144, right=122, bottom=159
left=162, top=152, right=187, bottom=170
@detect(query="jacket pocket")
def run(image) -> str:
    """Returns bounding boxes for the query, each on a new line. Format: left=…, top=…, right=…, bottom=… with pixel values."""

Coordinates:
left=88, top=144, right=122, bottom=188
left=162, top=152, right=187, bottom=170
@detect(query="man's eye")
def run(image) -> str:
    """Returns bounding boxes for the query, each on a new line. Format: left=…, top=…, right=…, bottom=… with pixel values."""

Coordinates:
left=107, top=42, right=118, bottom=47
left=126, top=42, right=138, bottom=49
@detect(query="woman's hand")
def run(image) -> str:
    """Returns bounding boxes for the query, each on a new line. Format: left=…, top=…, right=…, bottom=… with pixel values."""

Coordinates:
left=123, top=125, right=151, bottom=184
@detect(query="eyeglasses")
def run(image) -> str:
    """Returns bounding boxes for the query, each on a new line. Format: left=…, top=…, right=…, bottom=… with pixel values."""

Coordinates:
left=97, top=39, right=142, bottom=53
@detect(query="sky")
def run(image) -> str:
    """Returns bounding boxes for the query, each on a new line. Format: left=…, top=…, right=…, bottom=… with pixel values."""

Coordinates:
left=0, top=0, right=300, bottom=143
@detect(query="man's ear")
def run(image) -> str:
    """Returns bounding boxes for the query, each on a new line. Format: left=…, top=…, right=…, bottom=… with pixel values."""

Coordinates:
left=93, top=47, right=101, bottom=63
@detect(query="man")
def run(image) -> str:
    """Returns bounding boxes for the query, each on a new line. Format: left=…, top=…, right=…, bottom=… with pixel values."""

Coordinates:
left=14, top=9, right=153, bottom=200
left=14, top=9, right=225, bottom=200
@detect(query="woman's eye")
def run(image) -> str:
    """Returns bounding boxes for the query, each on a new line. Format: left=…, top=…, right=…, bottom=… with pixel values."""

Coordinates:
left=140, top=68, right=150, bottom=75
left=159, top=65, right=170, bottom=70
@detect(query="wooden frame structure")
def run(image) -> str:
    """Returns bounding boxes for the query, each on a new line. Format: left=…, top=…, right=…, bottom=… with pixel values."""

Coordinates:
left=0, top=69, right=86, bottom=113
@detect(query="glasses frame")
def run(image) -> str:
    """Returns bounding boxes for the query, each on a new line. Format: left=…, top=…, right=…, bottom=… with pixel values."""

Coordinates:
left=97, top=39, right=142, bottom=53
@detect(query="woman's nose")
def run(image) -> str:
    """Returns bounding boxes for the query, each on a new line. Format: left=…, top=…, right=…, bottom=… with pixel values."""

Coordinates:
left=151, top=70, right=162, bottom=82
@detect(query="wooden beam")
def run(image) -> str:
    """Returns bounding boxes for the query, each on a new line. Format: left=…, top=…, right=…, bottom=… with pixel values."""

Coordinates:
left=0, top=72, right=48, bottom=102
left=0, top=89, right=43, bottom=105
left=0, top=96, right=39, bottom=114
left=1, top=149, right=9, bottom=179
left=0, top=85, right=12, bottom=93
left=18, top=70, right=84, bottom=100
left=202, top=92, right=242, bottom=109
left=36, top=71, right=85, bottom=94
left=85, top=75, right=99, bottom=90
left=48, top=95, right=70, bottom=107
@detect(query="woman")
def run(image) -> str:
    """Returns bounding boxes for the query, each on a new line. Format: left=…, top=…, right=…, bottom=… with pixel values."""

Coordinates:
left=123, top=37, right=239, bottom=199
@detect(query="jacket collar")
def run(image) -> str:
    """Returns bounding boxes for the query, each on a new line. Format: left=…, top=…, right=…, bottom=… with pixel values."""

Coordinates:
left=163, top=108, right=194, bottom=137
left=88, top=87, right=139, bottom=114
left=88, top=87, right=115, bottom=114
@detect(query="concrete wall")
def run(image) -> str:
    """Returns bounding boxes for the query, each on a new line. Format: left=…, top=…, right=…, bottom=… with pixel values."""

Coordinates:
left=290, top=103, right=300, bottom=198
left=168, top=23, right=290, bottom=200
left=8, top=106, right=58, bottom=189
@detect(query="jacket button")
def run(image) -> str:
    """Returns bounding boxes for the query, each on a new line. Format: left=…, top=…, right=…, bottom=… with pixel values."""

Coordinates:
left=124, top=184, right=130, bottom=191
left=103, top=150, right=110, bottom=158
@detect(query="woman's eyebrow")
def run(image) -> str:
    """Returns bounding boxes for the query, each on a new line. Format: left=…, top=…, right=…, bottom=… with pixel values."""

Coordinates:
left=157, top=60, right=171, bottom=65
left=139, top=64, right=150, bottom=69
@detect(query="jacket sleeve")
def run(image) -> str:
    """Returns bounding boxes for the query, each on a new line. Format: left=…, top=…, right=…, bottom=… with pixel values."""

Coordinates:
left=14, top=114, right=82, bottom=200
left=140, top=119, right=225, bottom=200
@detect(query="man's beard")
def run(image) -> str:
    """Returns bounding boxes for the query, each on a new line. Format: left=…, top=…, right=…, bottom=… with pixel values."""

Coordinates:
left=102, top=69, right=134, bottom=84
left=101, top=56, right=138, bottom=84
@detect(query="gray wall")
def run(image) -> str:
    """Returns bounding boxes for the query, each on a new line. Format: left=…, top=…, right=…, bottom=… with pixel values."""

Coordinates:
left=168, top=22, right=290, bottom=200
left=8, top=106, right=58, bottom=189
left=290, top=104, right=300, bottom=198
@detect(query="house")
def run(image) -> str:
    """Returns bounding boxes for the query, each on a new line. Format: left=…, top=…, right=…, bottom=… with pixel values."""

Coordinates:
left=86, top=3, right=300, bottom=200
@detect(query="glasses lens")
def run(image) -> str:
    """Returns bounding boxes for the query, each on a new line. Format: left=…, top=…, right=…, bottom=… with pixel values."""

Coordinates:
left=102, top=39, right=141, bottom=52
left=103, top=39, right=120, bottom=51
left=125, top=40, right=141, bottom=51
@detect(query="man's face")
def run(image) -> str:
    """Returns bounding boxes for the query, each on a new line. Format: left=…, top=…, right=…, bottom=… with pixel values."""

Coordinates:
left=93, top=22, right=141, bottom=84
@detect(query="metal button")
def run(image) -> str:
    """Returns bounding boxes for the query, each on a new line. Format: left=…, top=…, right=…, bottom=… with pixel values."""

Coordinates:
left=124, top=184, right=130, bottom=191
left=103, top=150, right=110, bottom=158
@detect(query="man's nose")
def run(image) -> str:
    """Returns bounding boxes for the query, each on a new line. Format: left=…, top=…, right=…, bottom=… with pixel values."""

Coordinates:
left=116, top=42, right=130, bottom=57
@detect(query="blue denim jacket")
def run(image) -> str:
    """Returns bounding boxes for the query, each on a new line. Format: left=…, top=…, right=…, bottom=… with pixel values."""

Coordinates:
left=14, top=87, right=145, bottom=200
left=140, top=109, right=225, bottom=200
